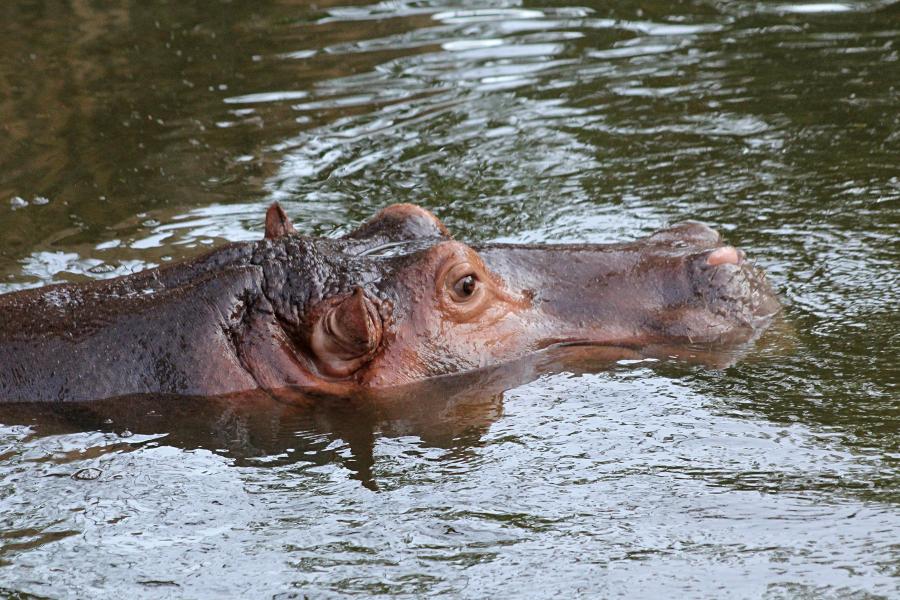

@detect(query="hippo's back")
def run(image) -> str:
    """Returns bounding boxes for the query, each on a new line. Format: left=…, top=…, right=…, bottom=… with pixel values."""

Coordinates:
left=0, top=262, right=262, bottom=402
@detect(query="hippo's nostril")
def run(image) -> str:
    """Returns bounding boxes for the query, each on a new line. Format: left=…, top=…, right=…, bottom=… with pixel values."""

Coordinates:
left=706, top=246, right=742, bottom=267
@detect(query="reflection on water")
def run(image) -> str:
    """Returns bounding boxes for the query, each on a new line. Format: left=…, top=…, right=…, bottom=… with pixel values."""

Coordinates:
left=0, top=0, right=898, bottom=597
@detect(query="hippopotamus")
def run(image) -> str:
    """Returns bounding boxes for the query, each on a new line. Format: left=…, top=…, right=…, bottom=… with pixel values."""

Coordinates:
left=0, top=204, right=779, bottom=403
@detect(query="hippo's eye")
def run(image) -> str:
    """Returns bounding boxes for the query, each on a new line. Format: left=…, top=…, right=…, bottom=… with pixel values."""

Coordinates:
left=441, top=260, right=490, bottom=315
left=451, top=274, right=478, bottom=302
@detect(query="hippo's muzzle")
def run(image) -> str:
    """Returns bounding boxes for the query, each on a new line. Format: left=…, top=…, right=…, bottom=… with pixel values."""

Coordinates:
left=473, top=221, right=780, bottom=353
left=690, top=244, right=781, bottom=339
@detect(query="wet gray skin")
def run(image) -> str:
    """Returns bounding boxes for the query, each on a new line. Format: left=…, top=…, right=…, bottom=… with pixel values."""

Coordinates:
left=0, top=206, right=778, bottom=401
left=474, top=226, right=780, bottom=348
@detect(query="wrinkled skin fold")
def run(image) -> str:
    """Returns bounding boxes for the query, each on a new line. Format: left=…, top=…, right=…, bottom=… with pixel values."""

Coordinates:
left=0, top=204, right=780, bottom=402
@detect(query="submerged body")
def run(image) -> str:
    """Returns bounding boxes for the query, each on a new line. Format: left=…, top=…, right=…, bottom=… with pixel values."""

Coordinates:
left=0, top=204, right=779, bottom=402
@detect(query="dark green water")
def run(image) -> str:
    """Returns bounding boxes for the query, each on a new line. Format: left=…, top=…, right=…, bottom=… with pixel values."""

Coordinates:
left=0, top=0, right=898, bottom=597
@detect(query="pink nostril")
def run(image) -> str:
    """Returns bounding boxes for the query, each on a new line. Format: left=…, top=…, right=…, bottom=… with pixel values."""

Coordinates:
left=706, top=246, right=741, bottom=266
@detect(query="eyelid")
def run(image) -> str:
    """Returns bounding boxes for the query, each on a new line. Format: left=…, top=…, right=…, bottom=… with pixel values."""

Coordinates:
left=442, top=261, right=478, bottom=290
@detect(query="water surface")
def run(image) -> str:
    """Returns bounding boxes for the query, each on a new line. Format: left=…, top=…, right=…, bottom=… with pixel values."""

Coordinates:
left=1, top=0, right=898, bottom=597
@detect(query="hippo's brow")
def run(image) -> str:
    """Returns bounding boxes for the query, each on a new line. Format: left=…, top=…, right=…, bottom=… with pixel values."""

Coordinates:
left=354, top=239, right=440, bottom=257
left=355, top=241, right=415, bottom=257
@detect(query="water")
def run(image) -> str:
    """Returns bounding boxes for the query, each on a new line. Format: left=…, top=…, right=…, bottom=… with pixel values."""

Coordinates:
left=0, top=0, right=898, bottom=597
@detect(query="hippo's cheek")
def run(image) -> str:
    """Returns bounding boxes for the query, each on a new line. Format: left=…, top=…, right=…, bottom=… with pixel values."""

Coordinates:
left=357, top=309, right=535, bottom=387
left=358, top=327, right=436, bottom=387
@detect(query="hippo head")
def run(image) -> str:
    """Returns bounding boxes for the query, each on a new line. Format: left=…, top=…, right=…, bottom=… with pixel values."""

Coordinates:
left=248, top=204, right=780, bottom=393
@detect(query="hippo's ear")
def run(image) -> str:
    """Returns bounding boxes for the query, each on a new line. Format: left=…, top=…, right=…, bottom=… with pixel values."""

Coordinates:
left=345, top=203, right=450, bottom=243
left=264, top=203, right=297, bottom=240
left=310, top=288, right=383, bottom=378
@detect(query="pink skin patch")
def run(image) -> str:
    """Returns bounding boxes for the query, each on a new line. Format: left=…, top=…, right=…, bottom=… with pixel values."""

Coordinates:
left=706, top=246, right=741, bottom=266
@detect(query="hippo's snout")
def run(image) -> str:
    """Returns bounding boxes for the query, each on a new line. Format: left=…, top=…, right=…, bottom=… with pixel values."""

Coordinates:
left=647, top=221, right=779, bottom=324
left=690, top=244, right=780, bottom=332
left=706, top=245, right=743, bottom=266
